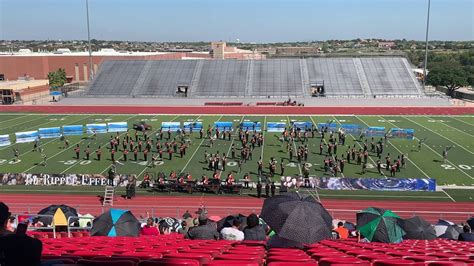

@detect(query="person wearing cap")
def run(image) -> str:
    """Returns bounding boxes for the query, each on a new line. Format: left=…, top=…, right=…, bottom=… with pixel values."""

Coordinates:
left=186, top=214, right=219, bottom=240
left=0, top=202, right=43, bottom=266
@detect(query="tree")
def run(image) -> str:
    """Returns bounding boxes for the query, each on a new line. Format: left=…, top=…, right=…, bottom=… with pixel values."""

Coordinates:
left=427, top=61, right=468, bottom=97
left=47, top=68, right=67, bottom=88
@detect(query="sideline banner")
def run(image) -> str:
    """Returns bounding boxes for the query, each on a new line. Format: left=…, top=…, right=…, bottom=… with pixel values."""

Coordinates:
left=366, top=126, right=385, bottom=137
left=0, top=135, right=11, bottom=147
left=107, top=122, right=128, bottom=133
left=317, top=123, right=338, bottom=131
left=340, top=124, right=363, bottom=135
left=389, top=128, right=415, bottom=140
left=86, top=124, right=107, bottom=134
left=0, top=173, right=136, bottom=187
left=214, top=122, right=233, bottom=131
left=161, top=122, right=181, bottom=132
left=292, top=121, right=312, bottom=131
left=15, top=131, right=38, bottom=143
left=183, top=122, right=203, bottom=132
left=267, top=122, right=286, bottom=132
left=241, top=122, right=261, bottom=132
left=62, top=125, right=83, bottom=136
left=38, top=127, right=61, bottom=139
left=280, top=176, right=435, bottom=191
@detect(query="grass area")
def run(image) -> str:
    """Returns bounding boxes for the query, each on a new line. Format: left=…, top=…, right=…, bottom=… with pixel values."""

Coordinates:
left=0, top=114, right=473, bottom=202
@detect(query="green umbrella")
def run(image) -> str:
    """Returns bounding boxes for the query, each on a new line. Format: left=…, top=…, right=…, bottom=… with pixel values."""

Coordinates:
left=356, top=207, right=405, bottom=243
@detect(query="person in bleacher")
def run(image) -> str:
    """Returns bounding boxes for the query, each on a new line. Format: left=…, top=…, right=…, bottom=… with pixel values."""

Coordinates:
left=186, top=214, right=219, bottom=240
left=140, top=218, right=160, bottom=236
left=0, top=202, right=43, bottom=266
left=458, top=225, right=474, bottom=242
left=220, top=219, right=244, bottom=241
left=243, top=213, right=267, bottom=241
left=333, top=222, right=349, bottom=240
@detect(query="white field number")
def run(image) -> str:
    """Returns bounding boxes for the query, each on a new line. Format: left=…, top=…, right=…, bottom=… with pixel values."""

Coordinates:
left=137, top=161, right=164, bottom=166
left=0, top=159, right=22, bottom=165
left=441, top=164, right=472, bottom=170
left=63, top=160, right=92, bottom=165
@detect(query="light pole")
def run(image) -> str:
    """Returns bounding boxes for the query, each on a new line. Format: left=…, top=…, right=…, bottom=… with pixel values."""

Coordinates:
left=86, top=0, right=94, bottom=80
left=422, top=0, right=431, bottom=88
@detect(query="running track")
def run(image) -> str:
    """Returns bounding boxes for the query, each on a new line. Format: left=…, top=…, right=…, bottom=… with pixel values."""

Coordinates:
left=2, top=194, right=473, bottom=224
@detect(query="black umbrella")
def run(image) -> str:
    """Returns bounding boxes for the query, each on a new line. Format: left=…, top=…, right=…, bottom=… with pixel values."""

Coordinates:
left=91, top=209, right=140, bottom=237
left=467, top=217, right=474, bottom=229
left=217, top=214, right=247, bottom=231
left=401, top=216, right=436, bottom=240
left=37, top=204, right=78, bottom=226
left=438, top=225, right=462, bottom=240
left=260, top=192, right=332, bottom=244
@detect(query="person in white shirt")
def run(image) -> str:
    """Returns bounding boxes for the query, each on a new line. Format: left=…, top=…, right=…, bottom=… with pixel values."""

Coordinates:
left=220, top=219, right=244, bottom=241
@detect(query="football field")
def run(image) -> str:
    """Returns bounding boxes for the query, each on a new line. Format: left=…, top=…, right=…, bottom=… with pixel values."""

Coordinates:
left=0, top=113, right=473, bottom=202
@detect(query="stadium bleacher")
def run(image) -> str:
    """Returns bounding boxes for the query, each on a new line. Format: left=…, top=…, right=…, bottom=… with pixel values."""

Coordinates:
left=38, top=235, right=474, bottom=265
left=85, top=57, right=424, bottom=98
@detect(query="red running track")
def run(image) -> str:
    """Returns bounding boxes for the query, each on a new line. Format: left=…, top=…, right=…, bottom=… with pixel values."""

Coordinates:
left=0, top=105, right=474, bottom=115
left=2, top=194, right=473, bottom=224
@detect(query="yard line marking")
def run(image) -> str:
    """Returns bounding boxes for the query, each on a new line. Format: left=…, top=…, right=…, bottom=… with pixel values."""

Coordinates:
left=404, top=116, right=474, bottom=155
left=378, top=116, right=474, bottom=180
left=441, top=189, right=456, bottom=202
left=25, top=115, right=138, bottom=173
left=260, top=115, right=267, bottom=164
left=287, top=116, right=302, bottom=176
left=0, top=114, right=33, bottom=124
left=450, top=116, right=474, bottom=127
left=424, top=116, right=474, bottom=138
left=2, top=115, right=96, bottom=159
left=0, top=114, right=61, bottom=135
left=133, top=114, right=183, bottom=179
left=332, top=116, right=385, bottom=178
left=225, top=115, right=245, bottom=159
left=178, top=115, right=215, bottom=175
left=309, top=116, right=345, bottom=178
left=355, top=116, right=429, bottom=178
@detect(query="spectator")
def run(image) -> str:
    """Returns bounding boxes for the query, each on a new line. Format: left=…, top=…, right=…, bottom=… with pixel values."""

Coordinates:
left=178, top=221, right=188, bottom=235
left=140, top=218, right=160, bottom=236
left=182, top=210, right=192, bottom=219
left=186, top=214, right=219, bottom=240
left=220, top=219, right=244, bottom=241
left=458, top=225, right=474, bottom=242
left=158, top=222, right=171, bottom=235
left=243, top=213, right=267, bottom=241
left=334, top=221, right=349, bottom=240
left=0, top=202, right=43, bottom=266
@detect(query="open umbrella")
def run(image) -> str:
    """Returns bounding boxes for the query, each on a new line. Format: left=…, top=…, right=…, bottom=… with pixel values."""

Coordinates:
left=401, top=216, right=436, bottom=240
left=91, top=209, right=140, bottom=237
left=357, top=207, right=405, bottom=243
left=438, top=225, right=462, bottom=240
left=434, top=219, right=456, bottom=236
left=37, top=205, right=78, bottom=226
left=260, top=192, right=332, bottom=244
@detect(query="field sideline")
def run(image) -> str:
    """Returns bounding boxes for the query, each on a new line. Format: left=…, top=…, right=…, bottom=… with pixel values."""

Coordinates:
left=0, top=113, right=473, bottom=202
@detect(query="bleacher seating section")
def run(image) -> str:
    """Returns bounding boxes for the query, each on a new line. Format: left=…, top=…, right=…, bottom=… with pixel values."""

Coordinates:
left=36, top=233, right=473, bottom=265
left=86, top=57, right=424, bottom=98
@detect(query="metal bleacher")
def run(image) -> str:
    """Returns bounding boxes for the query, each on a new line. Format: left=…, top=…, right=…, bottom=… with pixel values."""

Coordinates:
left=85, top=57, right=424, bottom=98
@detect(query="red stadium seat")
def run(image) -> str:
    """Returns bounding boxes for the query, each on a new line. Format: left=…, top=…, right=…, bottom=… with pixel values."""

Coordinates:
left=204, top=261, right=260, bottom=266
left=425, top=262, right=469, bottom=266
left=139, top=259, right=200, bottom=266
left=92, top=256, right=141, bottom=263
left=372, top=260, right=425, bottom=266
left=268, top=263, right=318, bottom=266
left=77, top=259, right=136, bottom=266
left=164, top=253, right=212, bottom=265
left=318, top=257, right=369, bottom=266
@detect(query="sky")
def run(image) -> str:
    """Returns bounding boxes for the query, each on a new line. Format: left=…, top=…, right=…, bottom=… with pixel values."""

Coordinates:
left=0, top=0, right=472, bottom=43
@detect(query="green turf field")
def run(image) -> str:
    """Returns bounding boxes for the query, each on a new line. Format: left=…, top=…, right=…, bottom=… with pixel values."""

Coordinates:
left=0, top=113, right=473, bottom=201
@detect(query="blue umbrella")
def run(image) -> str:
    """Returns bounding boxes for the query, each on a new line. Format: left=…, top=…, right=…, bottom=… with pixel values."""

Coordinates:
left=91, top=209, right=140, bottom=237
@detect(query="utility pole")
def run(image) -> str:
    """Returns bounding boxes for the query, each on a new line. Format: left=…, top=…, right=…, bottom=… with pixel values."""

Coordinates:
left=422, top=0, right=431, bottom=88
left=86, top=0, right=94, bottom=80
